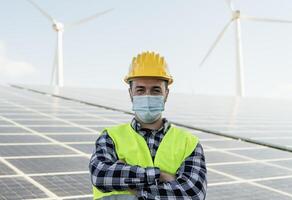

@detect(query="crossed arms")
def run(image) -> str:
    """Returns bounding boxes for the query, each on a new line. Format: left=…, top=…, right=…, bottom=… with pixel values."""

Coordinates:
left=89, top=132, right=207, bottom=200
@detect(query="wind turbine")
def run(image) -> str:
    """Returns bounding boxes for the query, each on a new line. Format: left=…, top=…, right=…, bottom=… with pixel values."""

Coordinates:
left=26, top=0, right=113, bottom=87
left=199, top=0, right=292, bottom=97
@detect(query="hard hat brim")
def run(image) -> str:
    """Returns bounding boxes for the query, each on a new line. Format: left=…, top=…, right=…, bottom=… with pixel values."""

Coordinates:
left=124, top=75, right=173, bottom=85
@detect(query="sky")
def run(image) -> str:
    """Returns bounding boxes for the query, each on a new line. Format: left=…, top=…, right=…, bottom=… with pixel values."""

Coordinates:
left=1, top=0, right=292, bottom=99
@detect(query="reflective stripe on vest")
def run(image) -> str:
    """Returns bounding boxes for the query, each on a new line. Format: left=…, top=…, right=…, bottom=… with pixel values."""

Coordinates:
left=93, top=123, right=199, bottom=200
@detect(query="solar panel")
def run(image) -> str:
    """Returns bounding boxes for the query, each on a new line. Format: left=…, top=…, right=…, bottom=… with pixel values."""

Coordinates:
left=9, top=156, right=89, bottom=174
left=0, top=85, right=292, bottom=199
left=31, top=173, right=91, bottom=197
left=0, top=177, right=48, bottom=199
left=18, top=84, right=292, bottom=151
left=0, top=145, right=76, bottom=157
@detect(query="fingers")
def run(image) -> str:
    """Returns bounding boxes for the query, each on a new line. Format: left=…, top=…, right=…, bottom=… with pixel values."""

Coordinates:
left=128, top=189, right=137, bottom=195
left=159, top=171, right=176, bottom=182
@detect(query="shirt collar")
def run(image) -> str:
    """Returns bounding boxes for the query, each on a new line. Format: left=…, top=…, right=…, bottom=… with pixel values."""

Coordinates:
left=130, top=117, right=171, bottom=136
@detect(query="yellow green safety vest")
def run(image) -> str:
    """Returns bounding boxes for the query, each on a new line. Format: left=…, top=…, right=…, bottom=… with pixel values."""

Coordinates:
left=93, top=123, right=199, bottom=200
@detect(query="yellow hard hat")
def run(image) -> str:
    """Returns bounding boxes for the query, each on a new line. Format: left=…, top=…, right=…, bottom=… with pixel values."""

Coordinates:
left=124, top=51, right=173, bottom=85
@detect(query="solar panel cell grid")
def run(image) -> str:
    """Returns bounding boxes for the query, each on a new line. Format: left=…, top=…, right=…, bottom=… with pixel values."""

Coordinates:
left=32, top=173, right=91, bottom=197
left=0, top=85, right=291, bottom=199
left=0, top=145, right=76, bottom=157
left=0, top=135, right=49, bottom=143
left=0, top=161, right=16, bottom=175
left=0, top=177, right=48, bottom=199
left=9, top=156, right=89, bottom=174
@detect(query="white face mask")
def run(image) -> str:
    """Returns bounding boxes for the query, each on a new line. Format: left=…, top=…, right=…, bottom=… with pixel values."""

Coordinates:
left=132, top=95, right=165, bottom=124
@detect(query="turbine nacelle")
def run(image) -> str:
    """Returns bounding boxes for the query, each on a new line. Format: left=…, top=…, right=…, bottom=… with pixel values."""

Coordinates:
left=52, top=22, right=64, bottom=32
left=232, top=10, right=241, bottom=20
left=226, top=0, right=240, bottom=21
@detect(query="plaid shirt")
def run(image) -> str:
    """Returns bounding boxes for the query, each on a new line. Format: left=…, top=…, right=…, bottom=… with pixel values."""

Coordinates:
left=89, top=118, right=207, bottom=199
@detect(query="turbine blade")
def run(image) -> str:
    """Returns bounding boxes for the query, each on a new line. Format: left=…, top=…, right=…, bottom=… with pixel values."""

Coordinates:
left=242, top=15, right=292, bottom=24
left=199, top=19, right=234, bottom=67
left=26, top=0, right=54, bottom=22
left=66, top=8, right=114, bottom=29
left=225, top=0, right=234, bottom=11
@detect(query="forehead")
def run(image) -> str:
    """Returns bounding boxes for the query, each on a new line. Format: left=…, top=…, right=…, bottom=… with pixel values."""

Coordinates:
left=131, top=78, right=165, bottom=87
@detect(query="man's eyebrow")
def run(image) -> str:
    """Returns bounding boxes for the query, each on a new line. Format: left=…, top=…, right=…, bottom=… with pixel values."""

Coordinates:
left=152, top=86, right=162, bottom=89
left=135, top=86, right=145, bottom=89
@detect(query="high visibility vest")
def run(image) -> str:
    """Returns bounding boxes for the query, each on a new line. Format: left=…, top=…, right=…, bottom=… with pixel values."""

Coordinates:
left=92, top=123, right=199, bottom=200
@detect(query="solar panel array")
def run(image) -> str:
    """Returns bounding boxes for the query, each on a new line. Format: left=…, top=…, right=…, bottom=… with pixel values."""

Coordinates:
left=19, top=85, right=292, bottom=151
left=1, top=85, right=292, bottom=199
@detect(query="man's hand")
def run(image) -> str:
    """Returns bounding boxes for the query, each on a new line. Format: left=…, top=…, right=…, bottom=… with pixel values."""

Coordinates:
left=159, top=171, right=176, bottom=182
left=117, top=159, right=126, bottom=164
left=128, top=189, right=137, bottom=195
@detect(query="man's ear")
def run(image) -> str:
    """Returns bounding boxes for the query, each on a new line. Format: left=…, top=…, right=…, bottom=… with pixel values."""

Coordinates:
left=128, top=88, right=133, bottom=102
left=164, top=88, right=169, bottom=102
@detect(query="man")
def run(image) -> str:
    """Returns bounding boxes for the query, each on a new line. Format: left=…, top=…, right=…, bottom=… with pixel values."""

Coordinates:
left=89, top=51, right=207, bottom=200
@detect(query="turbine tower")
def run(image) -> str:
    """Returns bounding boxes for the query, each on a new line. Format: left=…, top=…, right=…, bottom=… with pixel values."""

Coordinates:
left=200, top=0, right=292, bottom=97
left=27, top=0, right=113, bottom=87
